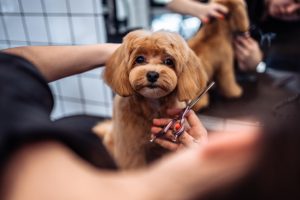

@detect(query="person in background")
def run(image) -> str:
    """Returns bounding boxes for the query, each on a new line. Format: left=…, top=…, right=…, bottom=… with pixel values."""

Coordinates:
left=167, top=0, right=300, bottom=74
left=236, top=0, right=300, bottom=73
left=167, top=0, right=229, bottom=23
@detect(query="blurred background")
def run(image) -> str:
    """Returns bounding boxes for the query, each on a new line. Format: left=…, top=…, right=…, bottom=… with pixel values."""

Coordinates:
left=0, top=0, right=200, bottom=119
left=1, top=1, right=299, bottom=197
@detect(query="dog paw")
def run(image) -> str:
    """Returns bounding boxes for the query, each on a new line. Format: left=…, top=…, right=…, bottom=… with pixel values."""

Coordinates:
left=224, top=85, right=243, bottom=98
left=92, top=120, right=114, bottom=156
left=92, top=120, right=113, bottom=139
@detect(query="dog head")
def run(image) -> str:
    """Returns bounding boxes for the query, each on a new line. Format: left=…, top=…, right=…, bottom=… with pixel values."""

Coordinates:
left=104, top=30, right=207, bottom=101
left=213, top=0, right=249, bottom=33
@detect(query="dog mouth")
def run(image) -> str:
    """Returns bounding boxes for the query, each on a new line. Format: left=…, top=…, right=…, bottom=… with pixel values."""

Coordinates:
left=146, top=83, right=168, bottom=91
left=147, top=84, right=158, bottom=89
left=137, top=84, right=171, bottom=98
left=134, top=82, right=168, bottom=91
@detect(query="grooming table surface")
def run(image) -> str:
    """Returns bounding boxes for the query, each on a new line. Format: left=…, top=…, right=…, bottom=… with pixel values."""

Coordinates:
left=198, top=71, right=297, bottom=131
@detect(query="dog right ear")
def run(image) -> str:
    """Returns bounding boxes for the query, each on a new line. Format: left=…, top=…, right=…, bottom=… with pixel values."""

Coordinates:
left=104, top=38, right=134, bottom=97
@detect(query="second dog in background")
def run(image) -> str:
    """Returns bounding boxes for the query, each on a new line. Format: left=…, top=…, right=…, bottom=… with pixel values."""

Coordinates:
left=93, top=30, right=207, bottom=169
left=189, top=0, right=250, bottom=101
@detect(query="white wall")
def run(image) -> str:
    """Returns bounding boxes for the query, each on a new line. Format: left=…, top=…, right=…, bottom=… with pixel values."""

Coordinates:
left=0, top=0, right=113, bottom=119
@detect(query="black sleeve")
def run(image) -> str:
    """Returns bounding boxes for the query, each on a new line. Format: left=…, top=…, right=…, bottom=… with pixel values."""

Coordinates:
left=245, top=0, right=265, bottom=24
left=0, top=53, right=116, bottom=174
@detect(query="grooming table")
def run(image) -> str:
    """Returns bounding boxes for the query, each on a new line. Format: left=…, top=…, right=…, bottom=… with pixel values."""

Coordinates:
left=198, top=70, right=298, bottom=132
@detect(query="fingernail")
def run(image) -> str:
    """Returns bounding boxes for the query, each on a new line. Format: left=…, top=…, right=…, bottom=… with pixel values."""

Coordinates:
left=202, top=17, right=209, bottom=24
left=175, top=123, right=181, bottom=131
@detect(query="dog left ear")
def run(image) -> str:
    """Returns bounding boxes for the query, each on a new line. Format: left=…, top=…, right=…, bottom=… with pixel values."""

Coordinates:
left=177, top=48, right=208, bottom=102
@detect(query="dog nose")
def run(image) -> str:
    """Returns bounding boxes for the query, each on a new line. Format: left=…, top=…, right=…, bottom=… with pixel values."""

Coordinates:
left=147, top=71, right=159, bottom=83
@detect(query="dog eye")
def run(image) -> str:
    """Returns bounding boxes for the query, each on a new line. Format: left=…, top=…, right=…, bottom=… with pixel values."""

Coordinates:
left=164, top=58, right=175, bottom=67
left=135, top=56, right=146, bottom=64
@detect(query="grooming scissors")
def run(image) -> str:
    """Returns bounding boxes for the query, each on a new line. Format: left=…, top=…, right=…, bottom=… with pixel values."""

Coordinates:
left=150, top=82, right=215, bottom=143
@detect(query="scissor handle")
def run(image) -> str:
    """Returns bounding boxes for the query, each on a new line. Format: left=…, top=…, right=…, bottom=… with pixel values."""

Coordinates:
left=150, top=118, right=177, bottom=143
left=150, top=105, right=193, bottom=143
left=173, top=123, right=185, bottom=142
left=150, top=82, right=215, bottom=143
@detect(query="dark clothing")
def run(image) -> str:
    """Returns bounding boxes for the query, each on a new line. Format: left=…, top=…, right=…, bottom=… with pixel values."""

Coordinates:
left=0, top=53, right=116, bottom=175
left=262, top=18, right=300, bottom=72
left=246, top=0, right=300, bottom=72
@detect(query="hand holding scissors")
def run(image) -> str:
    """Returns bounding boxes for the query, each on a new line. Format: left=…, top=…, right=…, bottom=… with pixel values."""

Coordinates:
left=150, top=82, right=215, bottom=143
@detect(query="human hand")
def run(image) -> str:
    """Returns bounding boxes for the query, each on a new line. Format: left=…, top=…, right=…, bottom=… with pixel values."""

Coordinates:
left=234, top=35, right=263, bottom=71
left=196, top=2, right=229, bottom=23
left=151, top=108, right=208, bottom=151
left=267, top=0, right=300, bottom=21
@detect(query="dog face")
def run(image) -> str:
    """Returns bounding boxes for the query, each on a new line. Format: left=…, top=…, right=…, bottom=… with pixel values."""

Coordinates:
left=214, top=0, right=249, bottom=33
left=104, top=30, right=207, bottom=101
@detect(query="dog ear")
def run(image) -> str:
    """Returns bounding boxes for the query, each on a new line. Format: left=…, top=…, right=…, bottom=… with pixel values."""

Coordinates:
left=228, top=0, right=249, bottom=32
left=177, top=48, right=208, bottom=101
left=104, top=30, right=149, bottom=96
left=104, top=44, right=133, bottom=96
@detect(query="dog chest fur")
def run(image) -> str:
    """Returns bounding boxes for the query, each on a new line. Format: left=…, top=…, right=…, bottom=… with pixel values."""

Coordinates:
left=111, top=94, right=182, bottom=169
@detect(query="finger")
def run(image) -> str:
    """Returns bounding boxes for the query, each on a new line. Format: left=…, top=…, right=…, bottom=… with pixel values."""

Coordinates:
left=151, top=126, right=162, bottom=135
left=178, top=131, right=196, bottom=147
left=185, top=111, right=208, bottom=139
left=153, top=118, right=172, bottom=126
left=210, top=10, right=225, bottom=19
left=213, top=3, right=229, bottom=14
left=234, top=42, right=244, bottom=58
left=184, top=110, right=202, bottom=128
left=164, top=130, right=176, bottom=141
left=246, top=37, right=258, bottom=46
left=279, top=5, right=287, bottom=16
left=235, top=37, right=246, bottom=47
left=235, top=36, right=251, bottom=47
left=286, top=4, right=300, bottom=14
left=155, top=138, right=179, bottom=151
left=151, top=127, right=175, bottom=140
left=200, top=16, right=210, bottom=24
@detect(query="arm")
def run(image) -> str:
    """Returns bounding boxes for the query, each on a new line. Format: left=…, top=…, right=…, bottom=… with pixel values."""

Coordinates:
left=3, top=133, right=259, bottom=200
left=2, top=141, right=150, bottom=200
left=167, top=0, right=228, bottom=23
left=2, top=44, right=120, bottom=82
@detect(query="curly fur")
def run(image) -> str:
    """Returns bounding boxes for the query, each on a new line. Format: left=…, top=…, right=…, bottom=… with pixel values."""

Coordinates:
left=93, top=30, right=208, bottom=169
left=188, top=0, right=250, bottom=99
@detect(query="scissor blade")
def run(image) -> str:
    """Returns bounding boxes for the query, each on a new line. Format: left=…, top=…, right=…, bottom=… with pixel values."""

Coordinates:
left=188, top=82, right=215, bottom=109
